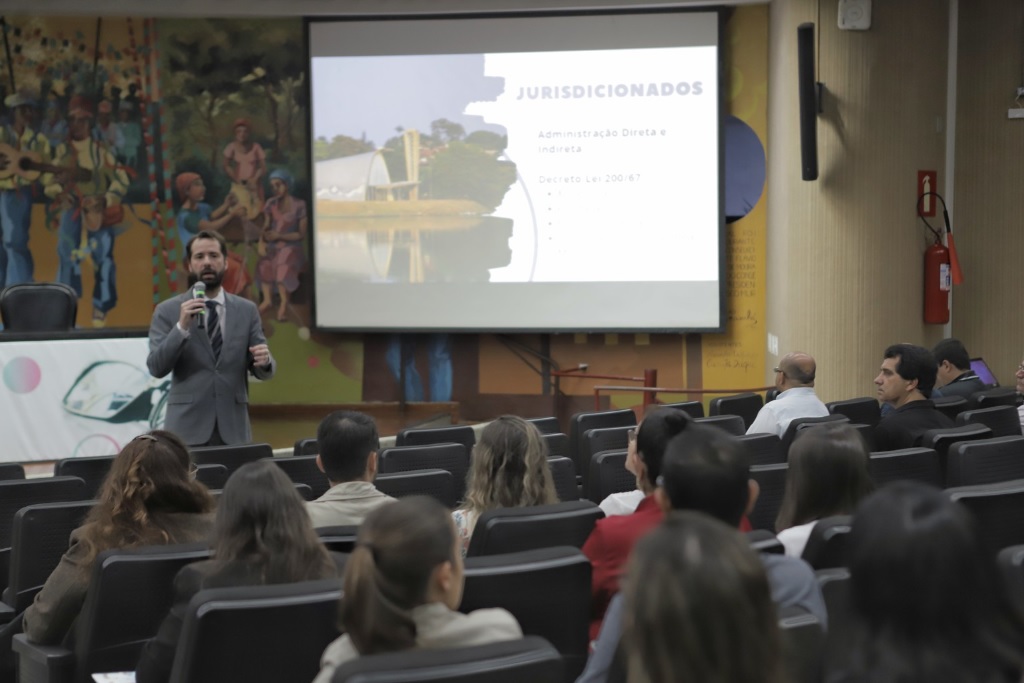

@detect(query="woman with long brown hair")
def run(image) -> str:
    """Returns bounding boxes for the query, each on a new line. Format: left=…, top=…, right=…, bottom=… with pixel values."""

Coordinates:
left=24, top=431, right=215, bottom=644
left=136, top=459, right=339, bottom=683
left=451, top=415, right=558, bottom=555
left=313, top=496, right=521, bottom=683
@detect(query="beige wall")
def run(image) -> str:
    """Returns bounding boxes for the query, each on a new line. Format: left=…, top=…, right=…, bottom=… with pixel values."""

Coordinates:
left=767, top=0, right=950, bottom=402
left=955, top=0, right=1024, bottom=386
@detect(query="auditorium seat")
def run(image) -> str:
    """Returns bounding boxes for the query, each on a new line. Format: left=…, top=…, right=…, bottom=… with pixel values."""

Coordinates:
left=933, top=395, right=969, bottom=421
left=191, top=442, right=273, bottom=476
left=169, top=579, right=342, bottom=683
left=375, top=469, right=458, bottom=509
left=920, top=424, right=993, bottom=474
left=997, top=544, right=1024, bottom=607
left=54, top=456, right=115, bottom=499
left=568, top=409, right=636, bottom=494
left=293, top=437, right=318, bottom=456
left=396, top=424, right=476, bottom=452
left=868, top=448, right=943, bottom=488
left=780, top=414, right=850, bottom=454
left=970, top=387, right=1021, bottom=410
left=193, top=463, right=229, bottom=490
left=778, top=605, right=825, bottom=683
left=655, top=400, right=705, bottom=418
left=541, top=433, right=570, bottom=460
left=736, top=433, right=785, bottom=466
left=946, top=436, right=1024, bottom=488
left=315, top=525, right=359, bottom=554
left=582, top=427, right=632, bottom=496
left=330, top=636, right=563, bottom=683
left=547, top=456, right=579, bottom=502
left=709, top=392, right=764, bottom=430
left=268, top=455, right=329, bottom=499
left=587, top=449, right=635, bottom=504
left=748, top=463, right=788, bottom=532
left=826, top=397, right=881, bottom=428
left=0, top=464, right=24, bottom=482
left=466, top=501, right=603, bottom=557
left=955, top=405, right=1023, bottom=438
left=815, top=568, right=852, bottom=642
left=13, top=542, right=211, bottom=683
left=693, top=414, right=747, bottom=436
left=526, top=417, right=563, bottom=435
left=848, top=422, right=876, bottom=451
left=0, top=282, right=77, bottom=332
left=747, top=529, right=785, bottom=555
left=948, top=479, right=1024, bottom=555
left=800, top=515, right=852, bottom=570
left=378, top=443, right=469, bottom=503
left=462, top=547, right=590, bottom=680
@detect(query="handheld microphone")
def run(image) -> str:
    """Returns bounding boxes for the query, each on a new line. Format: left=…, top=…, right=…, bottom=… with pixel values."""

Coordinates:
left=193, top=282, right=207, bottom=330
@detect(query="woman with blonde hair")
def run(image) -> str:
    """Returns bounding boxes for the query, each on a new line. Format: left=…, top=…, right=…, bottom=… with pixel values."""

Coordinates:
left=313, top=496, right=521, bottom=682
left=24, top=430, right=214, bottom=644
left=451, top=415, right=559, bottom=554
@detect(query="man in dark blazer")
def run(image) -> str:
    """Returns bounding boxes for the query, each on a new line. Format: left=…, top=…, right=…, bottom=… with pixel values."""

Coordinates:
left=147, top=230, right=275, bottom=446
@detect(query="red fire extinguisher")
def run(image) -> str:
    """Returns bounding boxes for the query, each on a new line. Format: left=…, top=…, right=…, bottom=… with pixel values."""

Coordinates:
left=919, top=191, right=963, bottom=325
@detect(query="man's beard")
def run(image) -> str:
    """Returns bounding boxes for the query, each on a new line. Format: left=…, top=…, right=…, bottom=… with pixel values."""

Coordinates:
left=199, top=268, right=225, bottom=289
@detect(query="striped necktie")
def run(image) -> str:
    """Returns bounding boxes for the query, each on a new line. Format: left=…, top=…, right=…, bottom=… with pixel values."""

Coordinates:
left=205, top=300, right=222, bottom=360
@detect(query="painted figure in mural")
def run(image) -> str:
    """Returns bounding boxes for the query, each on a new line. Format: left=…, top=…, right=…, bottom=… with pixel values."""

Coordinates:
left=93, top=100, right=125, bottom=152
left=0, top=89, right=52, bottom=287
left=257, top=168, right=306, bottom=322
left=116, top=101, right=142, bottom=168
left=222, top=118, right=266, bottom=214
left=175, top=172, right=246, bottom=250
left=39, top=99, right=67, bottom=150
left=51, top=95, right=130, bottom=326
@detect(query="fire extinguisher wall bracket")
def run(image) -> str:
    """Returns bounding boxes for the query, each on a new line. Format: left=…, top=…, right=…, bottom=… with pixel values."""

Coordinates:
left=924, top=239, right=951, bottom=324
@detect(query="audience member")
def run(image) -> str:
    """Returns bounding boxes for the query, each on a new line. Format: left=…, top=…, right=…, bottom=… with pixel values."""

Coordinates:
left=451, top=415, right=558, bottom=555
left=623, top=512, right=785, bottom=683
left=747, top=352, right=829, bottom=436
left=775, top=424, right=874, bottom=557
left=24, top=431, right=214, bottom=645
left=306, top=410, right=395, bottom=528
left=1017, top=357, right=1024, bottom=433
left=576, top=421, right=825, bottom=683
left=932, top=337, right=985, bottom=398
left=872, top=343, right=953, bottom=451
left=313, top=496, right=522, bottom=682
left=135, top=460, right=340, bottom=683
left=581, top=408, right=689, bottom=640
left=825, top=481, right=1024, bottom=682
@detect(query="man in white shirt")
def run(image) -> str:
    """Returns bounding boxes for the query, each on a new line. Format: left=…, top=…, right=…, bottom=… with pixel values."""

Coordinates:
left=747, top=352, right=829, bottom=436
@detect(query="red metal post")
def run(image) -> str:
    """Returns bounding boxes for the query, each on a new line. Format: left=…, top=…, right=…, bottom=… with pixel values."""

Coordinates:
left=642, top=369, right=658, bottom=409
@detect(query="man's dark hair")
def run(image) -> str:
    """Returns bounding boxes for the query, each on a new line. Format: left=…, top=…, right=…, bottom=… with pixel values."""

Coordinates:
left=884, top=344, right=939, bottom=397
left=659, top=423, right=750, bottom=527
left=316, top=410, right=380, bottom=482
left=932, top=338, right=971, bottom=372
left=184, top=230, right=228, bottom=261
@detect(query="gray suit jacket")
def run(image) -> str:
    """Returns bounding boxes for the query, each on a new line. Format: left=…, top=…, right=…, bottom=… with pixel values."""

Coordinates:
left=147, top=291, right=275, bottom=445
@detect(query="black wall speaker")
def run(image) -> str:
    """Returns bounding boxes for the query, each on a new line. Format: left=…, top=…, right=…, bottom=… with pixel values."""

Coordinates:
left=797, top=22, right=819, bottom=181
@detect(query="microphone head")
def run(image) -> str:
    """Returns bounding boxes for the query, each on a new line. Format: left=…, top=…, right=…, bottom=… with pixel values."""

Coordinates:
left=193, top=282, right=206, bottom=295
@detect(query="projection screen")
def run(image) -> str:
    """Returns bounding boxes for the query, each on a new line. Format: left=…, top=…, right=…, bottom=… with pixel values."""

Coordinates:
left=308, top=10, right=724, bottom=332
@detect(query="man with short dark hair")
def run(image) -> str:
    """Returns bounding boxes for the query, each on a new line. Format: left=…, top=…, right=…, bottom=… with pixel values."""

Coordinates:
left=932, top=338, right=985, bottom=399
left=872, top=343, right=953, bottom=451
left=576, top=423, right=825, bottom=683
left=747, top=351, right=829, bottom=436
left=306, top=410, right=395, bottom=528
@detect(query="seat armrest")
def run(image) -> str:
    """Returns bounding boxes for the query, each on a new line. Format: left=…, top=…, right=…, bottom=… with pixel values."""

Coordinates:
left=0, top=601, right=15, bottom=626
left=12, top=633, right=74, bottom=683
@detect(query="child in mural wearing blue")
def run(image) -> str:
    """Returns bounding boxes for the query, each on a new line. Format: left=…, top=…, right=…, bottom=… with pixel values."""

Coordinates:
left=174, top=171, right=245, bottom=249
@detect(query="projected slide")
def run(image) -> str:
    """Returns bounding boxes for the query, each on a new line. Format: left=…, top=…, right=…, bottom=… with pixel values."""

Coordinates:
left=309, top=12, right=723, bottom=331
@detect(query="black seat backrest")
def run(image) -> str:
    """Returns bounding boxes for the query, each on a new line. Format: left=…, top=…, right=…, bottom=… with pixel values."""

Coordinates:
left=193, top=463, right=229, bottom=490
left=815, top=568, right=852, bottom=645
left=781, top=414, right=851, bottom=453
left=826, top=397, right=881, bottom=428
left=547, top=457, right=579, bottom=502
left=800, top=515, right=852, bottom=570
left=868, top=448, right=943, bottom=488
left=655, top=401, right=705, bottom=418
left=933, top=395, right=969, bottom=420
left=0, top=282, right=77, bottom=332
left=467, top=501, right=604, bottom=557
left=527, top=417, right=562, bottom=435
left=748, top=463, right=788, bottom=532
left=581, top=427, right=633, bottom=496
left=315, top=525, right=360, bottom=554
left=568, top=409, right=636, bottom=491
left=541, top=433, right=570, bottom=460
left=709, top=392, right=764, bottom=430
left=946, top=436, right=1024, bottom=488
left=73, top=543, right=211, bottom=680
left=293, top=437, right=319, bottom=456
left=998, top=544, right=1024, bottom=609
left=6, top=500, right=95, bottom=613
left=191, top=443, right=273, bottom=476
left=766, top=388, right=780, bottom=403
left=747, top=529, right=785, bottom=555
left=396, top=425, right=476, bottom=452
left=0, top=464, right=24, bottom=482
left=330, top=636, right=563, bottom=683
left=948, top=479, right=1024, bottom=555
left=587, top=450, right=635, bottom=504
left=378, top=443, right=469, bottom=503
left=268, top=455, right=329, bottom=499
left=956, top=405, right=1023, bottom=438
left=920, top=424, right=994, bottom=474
left=692, top=414, right=747, bottom=436
left=736, top=433, right=785, bottom=466
left=778, top=605, right=825, bottom=683
left=0, top=477, right=88, bottom=549
left=54, top=456, right=115, bottom=499
left=375, top=469, right=458, bottom=509
left=461, top=547, right=590, bottom=680
left=971, top=387, right=1021, bottom=410
left=170, top=579, right=343, bottom=683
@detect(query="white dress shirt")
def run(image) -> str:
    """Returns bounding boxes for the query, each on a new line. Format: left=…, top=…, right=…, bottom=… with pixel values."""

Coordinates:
left=746, top=387, right=829, bottom=437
